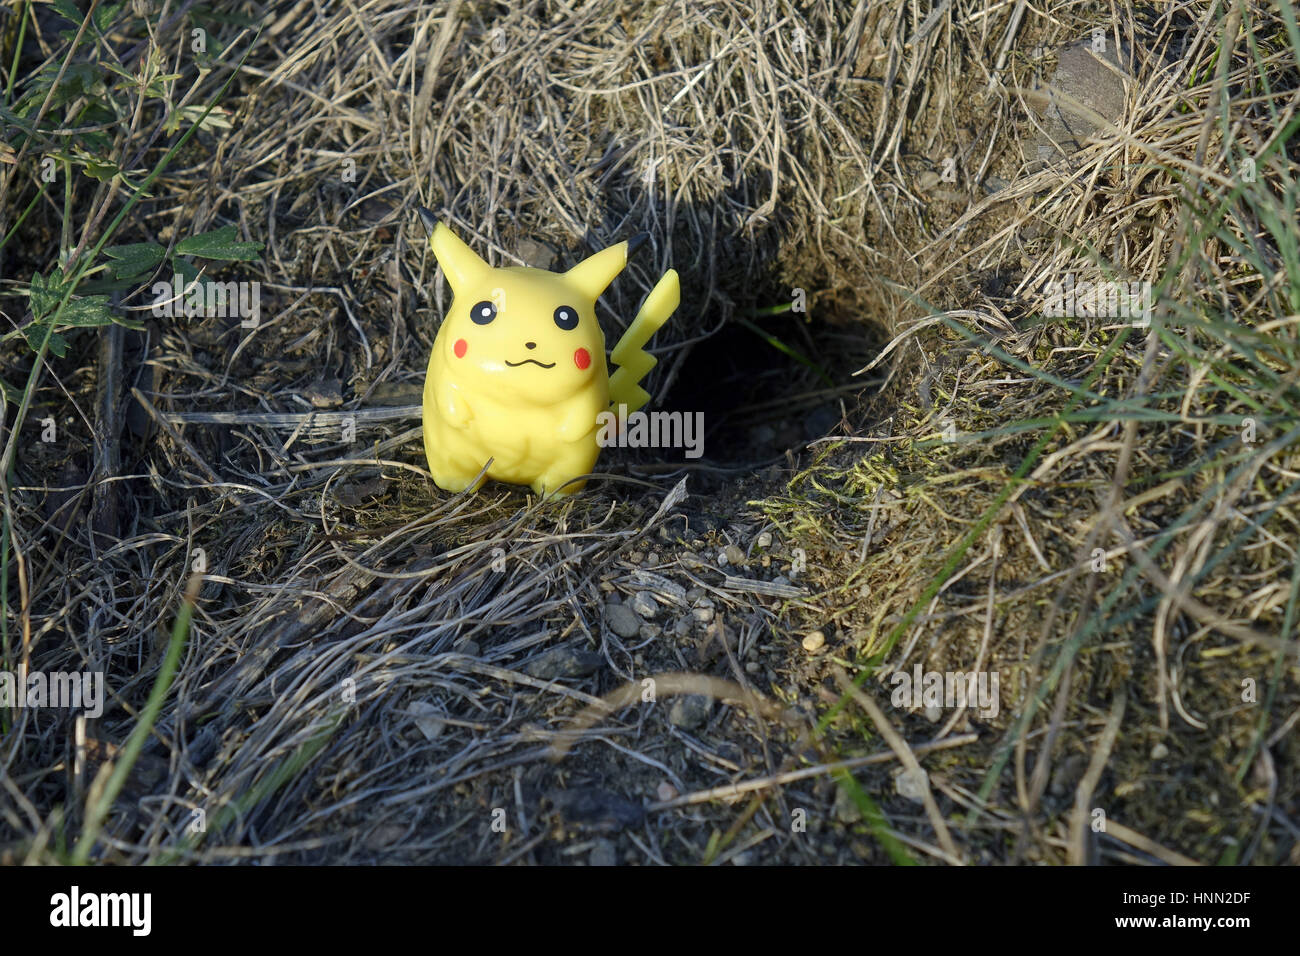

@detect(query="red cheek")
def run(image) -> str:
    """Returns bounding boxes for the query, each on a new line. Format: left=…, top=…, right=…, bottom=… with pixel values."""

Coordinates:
left=574, top=348, right=591, bottom=370
left=453, top=339, right=467, bottom=358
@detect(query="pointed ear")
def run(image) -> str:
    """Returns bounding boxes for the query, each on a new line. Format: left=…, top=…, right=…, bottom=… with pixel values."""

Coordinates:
left=564, top=240, right=630, bottom=301
left=430, top=223, right=491, bottom=294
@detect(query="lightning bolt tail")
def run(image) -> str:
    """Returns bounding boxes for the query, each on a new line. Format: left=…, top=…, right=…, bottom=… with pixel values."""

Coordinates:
left=608, top=269, right=680, bottom=415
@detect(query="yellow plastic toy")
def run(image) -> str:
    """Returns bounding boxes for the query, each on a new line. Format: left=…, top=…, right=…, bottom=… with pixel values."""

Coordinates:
left=417, top=209, right=680, bottom=496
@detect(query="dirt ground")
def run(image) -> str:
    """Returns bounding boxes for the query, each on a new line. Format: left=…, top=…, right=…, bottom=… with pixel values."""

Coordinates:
left=1, top=0, right=1297, bottom=865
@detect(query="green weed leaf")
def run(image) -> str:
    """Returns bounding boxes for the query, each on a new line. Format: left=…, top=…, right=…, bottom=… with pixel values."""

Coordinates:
left=104, top=242, right=166, bottom=279
left=175, top=225, right=263, bottom=261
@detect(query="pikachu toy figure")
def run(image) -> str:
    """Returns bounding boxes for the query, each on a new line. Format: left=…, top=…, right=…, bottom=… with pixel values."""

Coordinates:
left=417, top=208, right=680, bottom=496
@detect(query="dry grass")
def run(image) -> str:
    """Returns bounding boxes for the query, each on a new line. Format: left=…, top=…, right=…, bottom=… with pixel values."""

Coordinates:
left=1, top=0, right=1297, bottom=865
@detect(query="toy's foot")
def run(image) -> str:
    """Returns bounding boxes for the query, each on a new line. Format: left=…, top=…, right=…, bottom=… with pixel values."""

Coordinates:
left=431, top=471, right=486, bottom=494
left=531, top=472, right=588, bottom=498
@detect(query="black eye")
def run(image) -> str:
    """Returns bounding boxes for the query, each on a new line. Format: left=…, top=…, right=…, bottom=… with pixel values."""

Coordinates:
left=470, top=300, right=497, bottom=325
left=553, top=305, right=579, bottom=331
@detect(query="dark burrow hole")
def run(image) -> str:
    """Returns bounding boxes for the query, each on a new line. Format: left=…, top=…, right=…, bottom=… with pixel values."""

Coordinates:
left=643, top=311, right=883, bottom=484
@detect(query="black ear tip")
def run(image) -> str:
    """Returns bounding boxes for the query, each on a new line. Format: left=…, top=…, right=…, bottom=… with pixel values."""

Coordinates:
left=416, top=206, right=438, bottom=234
left=627, top=231, right=651, bottom=255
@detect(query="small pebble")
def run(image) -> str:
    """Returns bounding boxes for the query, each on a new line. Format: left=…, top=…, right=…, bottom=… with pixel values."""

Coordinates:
left=731, top=850, right=754, bottom=866
left=590, top=839, right=617, bottom=867
left=802, top=631, right=825, bottom=653
left=525, top=647, right=603, bottom=680
left=304, top=376, right=343, bottom=408
left=631, top=591, right=659, bottom=619
left=717, top=549, right=729, bottom=567
left=680, top=552, right=705, bottom=570
left=637, top=623, right=661, bottom=642
left=757, top=531, right=773, bottom=549
left=628, top=551, right=643, bottom=564
left=668, top=694, right=711, bottom=729
left=895, top=767, right=929, bottom=802
left=645, top=552, right=659, bottom=567
left=408, top=701, right=445, bottom=742
left=1151, top=743, right=1169, bottom=760
left=724, top=544, right=746, bottom=566
left=656, top=781, right=678, bottom=802
left=605, top=603, right=642, bottom=638
left=745, top=661, right=761, bottom=674
left=692, top=599, right=715, bottom=624
left=672, top=615, right=694, bottom=638
left=924, top=704, right=943, bottom=723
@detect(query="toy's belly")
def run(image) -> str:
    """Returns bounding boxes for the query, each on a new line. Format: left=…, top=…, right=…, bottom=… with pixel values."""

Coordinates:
left=465, top=414, right=566, bottom=480
left=424, top=382, right=599, bottom=489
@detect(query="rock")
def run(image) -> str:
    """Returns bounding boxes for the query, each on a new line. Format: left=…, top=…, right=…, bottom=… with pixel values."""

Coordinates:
left=631, top=591, right=659, bottom=619
left=515, top=238, right=555, bottom=271
left=724, top=544, right=746, bottom=566
left=408, top=701, right=445, bottom=741
left=803, top=405, right=838, bottom=438
left=756, top=531, right=773, bottom=549
left=1028, top=37, right=1132, bottom=170
left=802, top=631, right=826, bottom=653
left=691, top=598, right=715, bottom=624
left=717, top=549, right=729, bottom=567
left=335, top=476, right=388, bottom=507
left=982, top=174, right=1010, bottom=195
left=679, top=552, right=706, bottom=570
left=895, top=767, right=929, bottom=802
left=1151, top=742, right=1169, bottom=760
left=656, top=781, right=678, bottom=802
left=605, top=603, right=642, bottom=638
left=589, top=839, right=617, bottom=867
left=304, top=376, right=343, bottom=408
left=731, top=850, right=754, bottom=866
left=637, top=623, right=661, bottom=642
left=525, top=646, right=603, bottom=680
left=672, top=615, right=694, bottom=639
left=924, top=704, right=943, bottom=723
left=668, top=694, right=711, bottom=729
left=547, top=788, right=644, bottom=832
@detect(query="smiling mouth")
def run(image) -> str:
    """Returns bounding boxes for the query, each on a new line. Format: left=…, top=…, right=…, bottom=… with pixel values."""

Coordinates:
left=505, top=358, right=555, bottom=368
